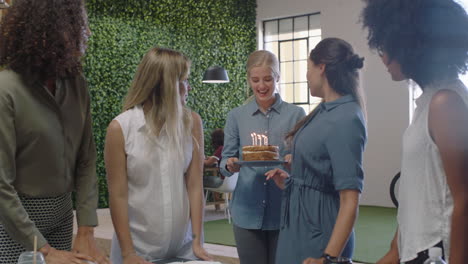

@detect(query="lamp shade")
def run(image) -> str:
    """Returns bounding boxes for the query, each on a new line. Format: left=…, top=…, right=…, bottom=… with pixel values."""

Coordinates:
left=202, top=66, right=229, bottom=83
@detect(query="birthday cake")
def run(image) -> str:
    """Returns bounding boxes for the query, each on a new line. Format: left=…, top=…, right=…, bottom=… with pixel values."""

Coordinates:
left=242, top=145, right=279, bottom=161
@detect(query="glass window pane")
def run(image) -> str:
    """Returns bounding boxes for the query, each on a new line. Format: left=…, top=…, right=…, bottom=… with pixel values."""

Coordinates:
left=309, top=14, right=321, bottom=36
left=279, top=41, right=293, bottom=62
left=460, top=73, right=468, bottom=87
left=294, top=82, right=309, bottom=104
left=278, top=83, right=286, bottom=99
left=280, top=62, right=294, bottom=84
left=299, top=104, right=310, bottom=114
left=294, top=16, right=308, bottom=38
left=294, top=39, right=308, bottom=60
left=264, top=42, right=278, bottom=58
left=264, top=20, right=278, bottom=42
left=279, top=18, right=293, bottom=41
left=310, top=96, right=323, bottom=104
left=294, top=60, right=307, bottom=83
left=283, top=83, right=294, bottom=103
left=309, top=36, right=321, bottom=50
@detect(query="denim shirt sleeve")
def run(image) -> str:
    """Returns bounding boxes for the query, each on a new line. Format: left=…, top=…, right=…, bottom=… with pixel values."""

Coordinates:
left=325, top=110, right=367, bottom=192
left=220, top=109, right=239, bottom=177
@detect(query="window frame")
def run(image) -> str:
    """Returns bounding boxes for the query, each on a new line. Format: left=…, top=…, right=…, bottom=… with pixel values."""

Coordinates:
left=262, top=12, right=322, bottom=113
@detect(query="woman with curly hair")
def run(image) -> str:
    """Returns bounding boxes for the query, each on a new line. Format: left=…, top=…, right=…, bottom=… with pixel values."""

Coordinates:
left=0, top=0, right=108, bottom=263
left=362, top=0, right=468, bottom=263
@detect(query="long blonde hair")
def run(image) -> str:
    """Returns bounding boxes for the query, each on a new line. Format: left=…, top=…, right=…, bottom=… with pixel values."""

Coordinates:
left=123, top=47, right=192, bottom=156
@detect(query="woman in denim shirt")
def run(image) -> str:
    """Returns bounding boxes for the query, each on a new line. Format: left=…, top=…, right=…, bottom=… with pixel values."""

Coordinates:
left=220, top=50, right=306, bottom=264
left=266, top=38, right=367, bottom=264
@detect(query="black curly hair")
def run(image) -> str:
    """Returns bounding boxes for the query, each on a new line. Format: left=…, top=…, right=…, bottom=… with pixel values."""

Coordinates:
left=361, top=0, right=468, bottom=87
left=0, top=0, right=89, bottom=82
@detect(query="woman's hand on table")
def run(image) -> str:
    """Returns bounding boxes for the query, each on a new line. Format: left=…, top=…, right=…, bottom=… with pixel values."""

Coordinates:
left=192, top=241, right=213, bottom=261
left=265, top=168, right=289, bottom=189
left=226, top=157, right=241, bottom=173
left=122, top=253, right=152, bottom=264
left=72, top=226, right=111, bottom=264
left=40, top=245, right=94, bottom=264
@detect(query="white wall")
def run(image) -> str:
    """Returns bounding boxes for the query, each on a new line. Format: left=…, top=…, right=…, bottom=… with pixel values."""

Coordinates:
left=257, top=0, right=409, bottom=207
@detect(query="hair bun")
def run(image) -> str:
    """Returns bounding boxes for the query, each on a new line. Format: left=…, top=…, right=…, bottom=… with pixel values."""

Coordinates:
left=346, top=54, right=364, bottom=70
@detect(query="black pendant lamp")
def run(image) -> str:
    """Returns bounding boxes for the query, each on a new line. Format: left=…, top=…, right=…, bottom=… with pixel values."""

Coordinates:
left=202, top=66, right=229, bottom=83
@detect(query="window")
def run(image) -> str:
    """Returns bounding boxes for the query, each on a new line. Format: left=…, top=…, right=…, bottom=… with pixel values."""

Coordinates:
left=262, top=13, right=322, bottom=113
left=459, top=0, right=468, bottom=87
left=409, top=72, right=468, bottom=123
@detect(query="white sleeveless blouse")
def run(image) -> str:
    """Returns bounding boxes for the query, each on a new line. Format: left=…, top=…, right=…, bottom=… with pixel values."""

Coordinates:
left=110, top=105, right=195, bottom=263
left=398, top=79, right=468, bottom=263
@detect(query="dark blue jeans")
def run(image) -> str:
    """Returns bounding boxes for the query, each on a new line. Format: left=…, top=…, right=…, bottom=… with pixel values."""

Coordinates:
left=233, top=224, right=279, bottom=264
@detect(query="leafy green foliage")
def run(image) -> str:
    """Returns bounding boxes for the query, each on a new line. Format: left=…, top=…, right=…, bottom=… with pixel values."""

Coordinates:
left=84, top=0, right=257, bottom=207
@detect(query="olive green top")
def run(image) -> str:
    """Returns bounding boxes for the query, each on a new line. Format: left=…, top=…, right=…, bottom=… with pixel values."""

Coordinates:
left=0, top=70, right=98, bottom=250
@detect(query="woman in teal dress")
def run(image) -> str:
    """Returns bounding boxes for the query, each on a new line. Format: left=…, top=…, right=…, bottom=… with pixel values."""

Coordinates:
left=265, top=38, right=367, bottom=264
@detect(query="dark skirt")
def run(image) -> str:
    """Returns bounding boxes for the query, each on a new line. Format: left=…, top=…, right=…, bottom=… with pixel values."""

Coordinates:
left=0, top=193, right=73, bottom=264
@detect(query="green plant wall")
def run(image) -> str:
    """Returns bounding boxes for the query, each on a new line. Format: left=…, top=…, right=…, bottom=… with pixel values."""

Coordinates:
left=84, top=0, right=257, bottom=207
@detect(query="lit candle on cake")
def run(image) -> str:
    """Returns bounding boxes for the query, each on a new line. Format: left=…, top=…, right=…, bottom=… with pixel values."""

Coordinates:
left=256, top=134, right=262, bottom=146
left=242, top=133, right=279, bottom=161
left=250, top=132, right=269, bottom=146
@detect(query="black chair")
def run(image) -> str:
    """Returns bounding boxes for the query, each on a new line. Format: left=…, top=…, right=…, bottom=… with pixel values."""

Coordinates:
left=389, top=171, right=400, bottom=207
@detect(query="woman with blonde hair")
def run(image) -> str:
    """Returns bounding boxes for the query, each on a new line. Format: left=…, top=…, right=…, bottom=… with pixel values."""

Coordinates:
left=105, top=47, right=211, bottom=264
left=220, top=50, right=306, bottom=264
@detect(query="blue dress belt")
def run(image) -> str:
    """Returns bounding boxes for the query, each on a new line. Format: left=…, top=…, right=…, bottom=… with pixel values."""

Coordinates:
left=282, top=177, right=335, bottom=228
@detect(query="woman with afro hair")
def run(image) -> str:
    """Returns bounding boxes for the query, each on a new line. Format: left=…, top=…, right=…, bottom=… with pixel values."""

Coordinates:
left=362, top=0, right=468, bottom=263
left=0, top=0, right=108, bottom=263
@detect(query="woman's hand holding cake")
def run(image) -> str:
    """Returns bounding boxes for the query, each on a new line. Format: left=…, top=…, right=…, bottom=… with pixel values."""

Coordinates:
left=226, top=157, right=241, bottom=173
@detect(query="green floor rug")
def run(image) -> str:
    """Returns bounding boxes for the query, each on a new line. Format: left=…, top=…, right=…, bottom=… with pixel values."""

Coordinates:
left=204, top=218, right=236, bottom=247
left=204, top=205, right=397, bottom=264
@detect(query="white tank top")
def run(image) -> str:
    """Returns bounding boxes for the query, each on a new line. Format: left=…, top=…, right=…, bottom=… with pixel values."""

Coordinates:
left=398, top=79, right=468, bottom=263
left=110, top=105, right=194, bottom=263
